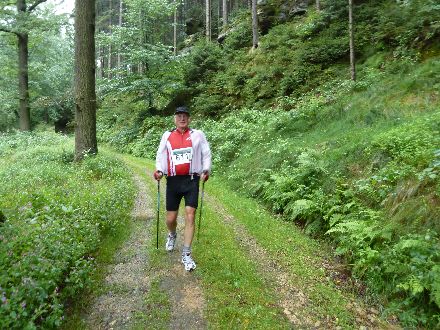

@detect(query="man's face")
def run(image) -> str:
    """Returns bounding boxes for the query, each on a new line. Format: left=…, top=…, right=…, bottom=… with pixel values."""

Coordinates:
left=175, top=113, right=190, bottom=130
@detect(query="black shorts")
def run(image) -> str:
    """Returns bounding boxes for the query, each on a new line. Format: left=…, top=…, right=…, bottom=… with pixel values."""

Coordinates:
left=166, top=175, right=200, bottom=211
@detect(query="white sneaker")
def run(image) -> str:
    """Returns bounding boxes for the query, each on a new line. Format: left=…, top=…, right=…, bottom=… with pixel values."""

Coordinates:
left=181, top=253, right=196, bottom=271
left=165, top=233, right=176, bottom=251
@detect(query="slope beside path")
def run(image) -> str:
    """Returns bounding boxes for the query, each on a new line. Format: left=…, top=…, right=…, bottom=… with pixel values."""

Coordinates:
left=80, top=151, right=399, bottom=329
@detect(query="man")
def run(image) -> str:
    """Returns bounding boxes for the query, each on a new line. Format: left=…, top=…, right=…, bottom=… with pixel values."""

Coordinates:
left=153, top=106, right=211, bottom=271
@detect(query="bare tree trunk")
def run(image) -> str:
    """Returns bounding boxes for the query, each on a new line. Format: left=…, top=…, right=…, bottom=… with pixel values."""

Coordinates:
left=316, top=0, right=321, bottom=11
left=217, top=0, right=220, bottom=32
left=349, top=0, right=356, bottom=81
left=97, top=44, right=103, bottom=78
left=222, top=0, right=228, bottom=27
left=206, top=0, right=211, bottom=41
left=173, top=0, right=177, bottom=55
left=251, top=0, right=258, bottom=49
left=17, top=32, right=31, bottom=131
left=108, top=0, right=113, bottom=78
left=117, top=0, right=123, bottom=69
left=17, top=0, right=31, bottom=131
left=74, top=0, right=97, bottom=161
left=138, top=9, right=143, bottom=74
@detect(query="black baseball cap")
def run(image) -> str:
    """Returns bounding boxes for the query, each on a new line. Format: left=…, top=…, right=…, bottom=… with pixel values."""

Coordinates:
left=175, top=106, right=190, bottom=115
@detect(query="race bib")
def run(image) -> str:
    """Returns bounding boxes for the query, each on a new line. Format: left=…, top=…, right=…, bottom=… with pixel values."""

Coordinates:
left=172, top=147, right=193, bottom=165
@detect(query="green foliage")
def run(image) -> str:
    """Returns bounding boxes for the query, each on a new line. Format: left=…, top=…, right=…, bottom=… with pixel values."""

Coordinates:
left=0, top=132, right=135, bottom=328
left=0, top=5, right=73, bottom=131
left=197, top=55, right=440, bottom=325
left=130, top=115, right=171, bottom=158
left=221, top=10, right=253, bottom=50
left=92, top=0, right=440, bottom=325
left=183, top=42, right=224, bottom=87
left=97, top=96, right=171, bottom=158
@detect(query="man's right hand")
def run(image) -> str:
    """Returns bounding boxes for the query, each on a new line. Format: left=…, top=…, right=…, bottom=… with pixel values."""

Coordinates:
left=153, top=170, right=163, bottom=181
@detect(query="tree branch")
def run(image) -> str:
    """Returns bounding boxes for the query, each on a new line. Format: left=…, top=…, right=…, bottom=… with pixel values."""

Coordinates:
left=0, top=26, right=19, bottom=36
left=28, top=0, right=48, bottom=12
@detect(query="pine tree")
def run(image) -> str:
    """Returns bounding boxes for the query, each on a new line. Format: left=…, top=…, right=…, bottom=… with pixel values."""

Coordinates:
left=74, top=0, right=98, bottom=161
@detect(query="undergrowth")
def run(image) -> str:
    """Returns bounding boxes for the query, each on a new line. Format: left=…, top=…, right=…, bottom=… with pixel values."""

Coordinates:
left=196, top=57, right=440, bottom=326
left=96, top=0, right=440, bottom=326
left=0, top=131, right=135, bottom=329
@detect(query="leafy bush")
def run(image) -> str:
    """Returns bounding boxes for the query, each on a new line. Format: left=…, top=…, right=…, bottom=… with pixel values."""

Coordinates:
left=222, top=10, right=253, bottom=51
left=197, top=67, right=440, bottom=325
left=183, top=42, right=224, bottom=87
left=0, top=131, right=135, bottom=328
left=131, top=115, right=170, bottom=158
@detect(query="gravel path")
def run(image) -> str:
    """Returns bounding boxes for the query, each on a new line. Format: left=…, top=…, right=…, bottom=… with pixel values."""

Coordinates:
left=160, top=213, right=207, bottom=329
left=81, top=160, right=386, bottom=329
left=84, top=164, right=207, bottom=329
left=85, top=174, right=153, bottom=329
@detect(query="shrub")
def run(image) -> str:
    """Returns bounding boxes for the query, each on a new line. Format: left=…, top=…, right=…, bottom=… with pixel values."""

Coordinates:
left=0, top=131, right=135, bottom=328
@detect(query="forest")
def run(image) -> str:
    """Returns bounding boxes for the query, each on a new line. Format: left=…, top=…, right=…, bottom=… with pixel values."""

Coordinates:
left=1, top=0, right=439, bottom=328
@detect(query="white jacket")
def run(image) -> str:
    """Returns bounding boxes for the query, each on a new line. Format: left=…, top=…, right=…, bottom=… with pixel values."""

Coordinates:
left=155, top=128, right=212, bottom=176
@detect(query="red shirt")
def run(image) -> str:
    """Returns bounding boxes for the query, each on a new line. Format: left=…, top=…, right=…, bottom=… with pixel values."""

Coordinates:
left=166, top=129, right=193, bottom=176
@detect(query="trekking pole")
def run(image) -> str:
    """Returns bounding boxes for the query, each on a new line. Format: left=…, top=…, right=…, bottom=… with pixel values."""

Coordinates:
left=197, top=181, right=205, bottom=240
left=156, top=180, right=160, bottom=249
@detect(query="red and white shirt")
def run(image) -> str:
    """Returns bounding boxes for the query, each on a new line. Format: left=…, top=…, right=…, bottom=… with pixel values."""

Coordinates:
left=155, top=128, right=211, bottom=177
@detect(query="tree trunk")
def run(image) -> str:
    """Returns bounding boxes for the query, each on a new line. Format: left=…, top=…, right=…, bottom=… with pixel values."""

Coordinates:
left=251, top=0, right=258, bottom=49
left=17, top=32, right=31, bottom=131
left=138, top=9, right=144, bottom=74
left=74, top=0, right=97, bottom=161
left=97, top=44, right=103, bottom=78
left=108, top=0, right=112, bottom=78
left=349, top=0, right=356, bottom=81
left=173, top=0, right=177, bottom=55
left=17, top=0, right=31, bottom=131
left=206, top=0, right=211, bottom=41
left=117, top=0, right=123, bottom=69
left=222, top=0, right=228, bottom=27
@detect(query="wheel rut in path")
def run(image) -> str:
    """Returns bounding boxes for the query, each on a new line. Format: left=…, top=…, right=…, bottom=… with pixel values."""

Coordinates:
left=157, top=216, right=207, bottom=330
left=85, top=174, right=153, bottom=329
left=155, top=199, right=207, bottom=329
left=204, top=193, right=389, bottom=329
left=144, top=165, right=207, bottom=329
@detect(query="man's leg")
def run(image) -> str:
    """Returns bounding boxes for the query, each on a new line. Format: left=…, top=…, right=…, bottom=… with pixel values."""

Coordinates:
left=183, top=206, right=196, bottom=247
left=165, top=211, right=178, bottom=251
left=166, top=211, right=178, bottom=233
left=181, top=206, right=197, bottom=271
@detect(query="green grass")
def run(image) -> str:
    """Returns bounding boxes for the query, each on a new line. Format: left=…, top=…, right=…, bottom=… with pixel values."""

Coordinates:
left=194, top=205, right=289, bottom=329
left=119, top=153, right=290, bottom=329
left=0, top=132, right=135, bottom=329
left=117, top=153, right=387, bottom=328
left=205, top=178, right=375, bottom=328
left=133, top=280, right=171, bottom=330
left=63, top=219, right=133, bottom=329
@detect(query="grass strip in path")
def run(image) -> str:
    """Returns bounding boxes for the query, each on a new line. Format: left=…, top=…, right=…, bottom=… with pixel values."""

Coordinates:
left=120, top=153, right=291, bottom=329
left=120, top=154, right=207, bottom=329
